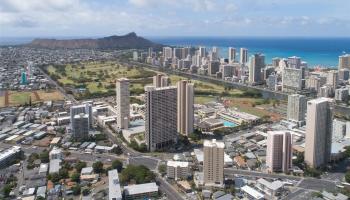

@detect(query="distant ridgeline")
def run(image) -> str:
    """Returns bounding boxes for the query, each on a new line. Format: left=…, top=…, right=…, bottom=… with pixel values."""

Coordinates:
left=26, top=32, right=163, bottom=50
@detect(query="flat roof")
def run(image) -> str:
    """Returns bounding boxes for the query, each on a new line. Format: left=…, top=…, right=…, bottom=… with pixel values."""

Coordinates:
left=37, top=186, right=47, bottom=197
left=167, top=161, right=189, bottom=168
left=108, top=170, right=122, bottom=200
left=241, top=185, right=264, bottom=199
left=124, top=182, right=158, bottom=196
left=39, top=163, right=48, bottom=173
left=81, top=167, right=93, bottom=175
left=5, top=134, right=19, bottom=141
left=257, top=178, right=284, bottom=191
left=203, top=139, right=225, bottom=148
left=49, top=159, right=61, bottom=174
left=50, top=137, right=61, bottom=144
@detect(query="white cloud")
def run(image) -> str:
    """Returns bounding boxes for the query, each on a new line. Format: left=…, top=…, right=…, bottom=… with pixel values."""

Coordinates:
left=0, top=0, right=349, bottom=36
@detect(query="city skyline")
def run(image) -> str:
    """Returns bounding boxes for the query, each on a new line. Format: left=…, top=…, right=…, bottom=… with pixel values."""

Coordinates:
left=1, top=0, right=350, bottom=37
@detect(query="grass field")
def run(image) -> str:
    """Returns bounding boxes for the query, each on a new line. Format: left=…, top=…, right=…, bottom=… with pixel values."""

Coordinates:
left=194, top=96, right=217, bottom=104
left=46, top=61, right=244, bottom=99
left=46, top=61, right=156, bottom=97
left=0, top=90, right=64, bottom=107
left=44, top=61, right=283, bottom=120
left=0, top=96, right=4, bottom=107
left=169, top=74, right=243, bottom=96
left=36, top=90, right=64, bottom=101
left=9, top=91, right=34, bottom=106
left=225, top=97, right=282, bottom=120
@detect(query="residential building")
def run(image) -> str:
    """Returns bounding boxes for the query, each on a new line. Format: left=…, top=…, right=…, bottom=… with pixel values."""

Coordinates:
left=240, top=48, right=248, bottom=64
left=282, top=68, right=304, bottom=92
left=116, top=78, right=130, bottom=129
left=319, top=85, right=333, bottom=98
left=72, top=113, right=90, bottom=140
left=228, top=47, right=236, bottom=63
left=203, top=139, right=225, bottom=187
left=49, top=159, right=61, bottom=174
left=272, top=58, right=281, bottom=67
left=339, top=54, right=350, bottom=70
left=267, top=74, right=277, bottom=90
left=49, top=147, right=63, bottom=160
left=0, top=146, right=22, bottom=169
left=123, top=182, right=158, bottom=200
left=182, top=47, right=190, bottom=58
left=167, top=161, right=190, bottom=180
left=248, top=53, right=265, bottom=85
left=70, top=104, right=92, bottom=128
left=241, top=185, right=264, bottom=200
left=208, top=61, right=220, bottom=76
left=148, top=47, right=153, bottom=58
left=327, top=70, right=339, bottom=90
left=221, top=64, right=234, bottom=79
left=145, top=86, right=178, bottom=151
left=287, top=94, right=307, bottom=124
left=163, top=47, right=173, bottom=59
left=153, top=74, right=169, bottom=88
left=334, top=87, right=349, bottom=102
left=256, top=178, right=284, bottom=197
left=332, top=119, right=346, bottom=141
left=199, top=46, right=206, bottom=57
left=108, top=170, right=122, bottom=200
left=173, top=48, right=183, bottom=59
left=266, top=131, right=293, bottom=173
left=177, top=80, right=194, bottom=136
left=133, top=51, right=138, bottom=61
left=339, top=68, right=350, bottom=81
left=287, top=56, right=301, bottom=69
left=305, top=98, right=333, bottom=168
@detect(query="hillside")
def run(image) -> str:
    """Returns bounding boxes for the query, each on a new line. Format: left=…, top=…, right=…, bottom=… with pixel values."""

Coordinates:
left=27, top=32, right=162, bottom=49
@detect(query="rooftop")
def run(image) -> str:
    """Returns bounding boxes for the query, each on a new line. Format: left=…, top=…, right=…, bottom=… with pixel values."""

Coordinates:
left=81, top=167, right=93, bottom=175
left=257, top=178, right=284, bottom=191
left=0, top=146, right=21, bottom=161
left=124, top=182, right=158, bottom=196
left=203, top=139, right=225, bottom=148
left=167, top=161, right=189, bottom=168
left=241, top=185, right=264, bottom=199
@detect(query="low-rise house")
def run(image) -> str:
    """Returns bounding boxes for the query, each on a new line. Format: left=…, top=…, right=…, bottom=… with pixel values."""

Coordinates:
left=322, top=191, right=348, bottom=200
left=241, top=185, right=264, bottom=200
left=49, top=147, right=63, bottom=160
left=123, top=182, right=159, bottom=200
left=108, top=169, right=122, bottom=200
left=49, top=159, right=61, bottom=174
left=37, top=186, right=47, bottom=199
left=81, top=167, right=93, bottom=175
left=167, top=161, right=190, bottom=180
left=39, top=163, right=48, bottom=175
left=256, top=178, right=284, bottom=197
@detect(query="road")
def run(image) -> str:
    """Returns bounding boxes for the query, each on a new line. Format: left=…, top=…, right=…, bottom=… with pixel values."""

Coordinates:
left=224, top=168, right=337, bottom=191
left=224, top=168, right=301, bottom=181
left=36, top=66, right=77, bottom=103
left=128, top=156, right=159, bottom=170
left=156, top=177, right=185, bottom=200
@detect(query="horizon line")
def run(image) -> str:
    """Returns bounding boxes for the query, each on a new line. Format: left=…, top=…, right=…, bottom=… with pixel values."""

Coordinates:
left=1, top=35, right=350, bottom=39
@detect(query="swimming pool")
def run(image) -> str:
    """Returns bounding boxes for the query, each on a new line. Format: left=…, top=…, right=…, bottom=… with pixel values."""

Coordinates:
left=221, top=120, right=237, bottom=127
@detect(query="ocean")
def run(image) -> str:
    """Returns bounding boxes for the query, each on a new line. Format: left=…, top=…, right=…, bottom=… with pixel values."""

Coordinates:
left=148, top=36, right=350, bottom=68
left=1, top=36, right=350, bottom=67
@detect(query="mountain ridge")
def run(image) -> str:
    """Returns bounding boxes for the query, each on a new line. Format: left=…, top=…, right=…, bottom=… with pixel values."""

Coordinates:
left=26, top=32, right=162, bottom=49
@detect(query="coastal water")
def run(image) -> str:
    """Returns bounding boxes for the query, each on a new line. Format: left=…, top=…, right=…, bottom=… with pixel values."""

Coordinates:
left=2, top=36, right=350, bottom=68
left=149, top=36, right=350, bottom=68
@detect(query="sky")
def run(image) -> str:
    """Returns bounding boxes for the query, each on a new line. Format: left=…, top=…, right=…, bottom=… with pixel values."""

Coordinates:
left=0, top=0, right=350, bottom=37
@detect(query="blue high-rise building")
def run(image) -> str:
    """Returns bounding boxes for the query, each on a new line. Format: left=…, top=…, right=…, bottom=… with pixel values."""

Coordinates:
left=21, top=72, right=27, bottom=85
